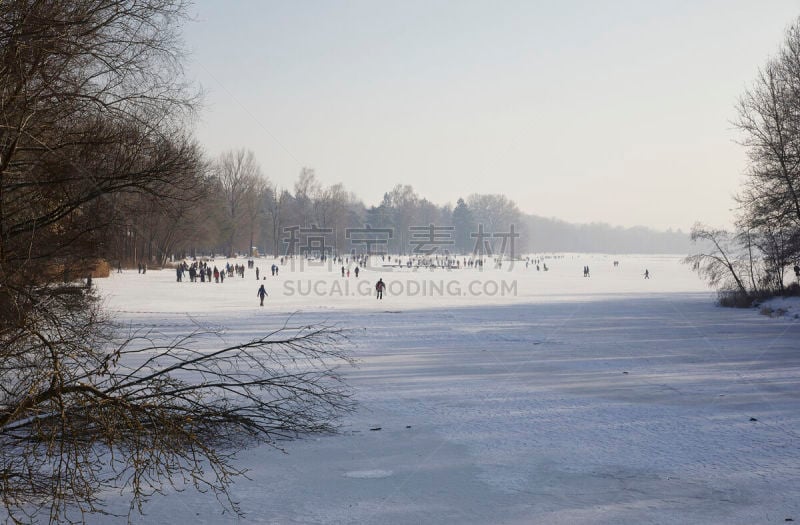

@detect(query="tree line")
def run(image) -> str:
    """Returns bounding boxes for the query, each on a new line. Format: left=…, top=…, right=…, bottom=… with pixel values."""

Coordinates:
left=118, top=155, right=692, bottom=266
left=112, top=155, right=533, bottom=265
left=688, top=18, right=800, bottom=302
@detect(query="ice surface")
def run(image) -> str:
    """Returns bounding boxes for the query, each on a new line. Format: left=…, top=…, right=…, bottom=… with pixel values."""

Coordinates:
left=89, top=254, right=800, bottom=524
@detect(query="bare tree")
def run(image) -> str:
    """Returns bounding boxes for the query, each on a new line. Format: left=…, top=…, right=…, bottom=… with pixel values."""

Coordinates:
left=314, top=183, right=350, bottom=251
left=684, top=224, right=754, bottom=297
left=243, top=175, right=269, bottom=257
left=294, top=168, right=320, bottom=228
left=734, top=20, right=800, bottom=269
left=467, top=194, right=521, bottom=234
left=264, top=186, right=291, bottom=256
left=0, top=292, right=354, bottom=522
left=690, top=18, right=800, bottom=299
left=215, top=149, right=263, bottom=257
left=0, top=3, right=353, bottom=521
left=753, top=218, right=796, bottom=292
left=388, top=185, right=419, bottom=254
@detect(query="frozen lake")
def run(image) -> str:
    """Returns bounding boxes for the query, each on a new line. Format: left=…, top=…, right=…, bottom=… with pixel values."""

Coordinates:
left=94, top=254, right=800, bottom=524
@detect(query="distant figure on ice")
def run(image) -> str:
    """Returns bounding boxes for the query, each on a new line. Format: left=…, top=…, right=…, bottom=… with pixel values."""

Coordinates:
left=375, top=278, right=386, bottom=300
left=644, top=269, right=650, bottom=279
left=341, top=266, right=345, bottom=277
left=257, top=284, right=268, bottom=306
left=354, top=266, right=360, bottom=278
left=256, top=267, right=260, bottom=280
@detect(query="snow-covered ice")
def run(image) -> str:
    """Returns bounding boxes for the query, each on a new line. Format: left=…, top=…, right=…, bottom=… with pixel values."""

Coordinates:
left=91, top=254, right=800, bottom=524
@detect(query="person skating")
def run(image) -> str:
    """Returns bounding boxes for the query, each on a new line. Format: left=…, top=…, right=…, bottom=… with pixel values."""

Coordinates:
left=257, top=284, right=268, bottom=306
left=644, top=269, right=650, bottom=279
left=354, top=266, right=360, bottom=278
left=375, top=278, right=386, bottom=300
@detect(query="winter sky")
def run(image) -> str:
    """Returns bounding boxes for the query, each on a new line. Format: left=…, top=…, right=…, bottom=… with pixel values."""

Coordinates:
left=183, top=0, right=800, bottom=231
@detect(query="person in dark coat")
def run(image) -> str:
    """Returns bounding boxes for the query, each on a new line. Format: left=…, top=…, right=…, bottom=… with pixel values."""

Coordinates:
left=375, top=278, right=386, bottom=300
left=257, top=284, right=268, bottom=306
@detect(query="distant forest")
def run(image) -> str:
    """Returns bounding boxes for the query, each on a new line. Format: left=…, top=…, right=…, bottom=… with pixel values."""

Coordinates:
left=524, top=216, right=691, bottom=254
left=113, top=155, right=691, bottom=265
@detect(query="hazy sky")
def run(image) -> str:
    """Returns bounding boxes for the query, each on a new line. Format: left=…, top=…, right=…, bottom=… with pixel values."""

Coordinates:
left=183, top=0, right=800, bottom=231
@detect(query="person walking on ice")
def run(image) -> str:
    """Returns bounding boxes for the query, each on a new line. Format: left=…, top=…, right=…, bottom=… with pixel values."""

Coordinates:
left=644, top=269, right=650, bottom=279
left=257, top=284, right=268, bottom=306
left=375, top=278, right=386, bottom=300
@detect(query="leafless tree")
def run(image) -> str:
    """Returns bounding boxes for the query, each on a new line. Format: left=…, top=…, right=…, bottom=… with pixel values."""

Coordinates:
left=0, top=3, right=354, bottom=521
left=294, top=168, right=320, bottom=228
left=387, top=185, right=419, bottom=253
left=734, top=20, right=800, bottom=268
left=314, top=183, right=350, bottom=251
left=263, top=186, right=292, bottom=256
left=214, top=149, right=264, bottom=257
left=0, top=291, right=354, bottom=522
left=242, top=175, right=269, bottom=257
left=690, top=17, right=800, bottom=299
left=684, top=224, right=755, bottom=297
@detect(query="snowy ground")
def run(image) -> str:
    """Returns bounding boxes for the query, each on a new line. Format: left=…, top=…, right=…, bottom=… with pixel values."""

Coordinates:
left=92, top=254, right=800, bottom=524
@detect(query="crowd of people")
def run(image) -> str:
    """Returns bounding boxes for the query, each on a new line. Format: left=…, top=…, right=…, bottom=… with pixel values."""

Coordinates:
left=373, top=254, right=489, bottom=269
left=122, top=252, right=670, bottom=306
left=174, top=260, right=261, bottom=283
